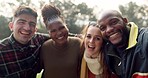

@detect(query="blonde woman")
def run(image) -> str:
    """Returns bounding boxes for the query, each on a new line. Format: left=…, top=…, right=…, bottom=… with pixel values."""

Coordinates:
left=80, top=22, right=118, bottom=78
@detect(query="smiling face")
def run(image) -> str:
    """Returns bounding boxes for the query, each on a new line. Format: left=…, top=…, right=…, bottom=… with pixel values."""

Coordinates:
left=98, top=10, right=129, bottom=48
left=9, top=14, right=37, bottom=44
left=84, top=26, right=103, bottom=57
left=47, top=21, right=69, bottom=46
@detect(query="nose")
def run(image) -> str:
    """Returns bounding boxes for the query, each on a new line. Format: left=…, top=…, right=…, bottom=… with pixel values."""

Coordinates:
left=57, top=30, right=62, bottom=35
left=89, top=37, right=95, bottom=43
left=24, top=23, right=31, bottom=30
left=106, top=26, right=114, bottom=34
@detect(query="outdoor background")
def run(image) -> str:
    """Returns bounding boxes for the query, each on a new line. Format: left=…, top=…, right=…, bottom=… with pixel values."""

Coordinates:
left=0, top=0, right=148, bottom=40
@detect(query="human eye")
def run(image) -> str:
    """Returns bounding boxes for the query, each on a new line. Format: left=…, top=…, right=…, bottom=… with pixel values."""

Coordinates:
left=99, top=25, right=106, bottom=31
left=110, top=19, right=119, bottom=26
left=18, top=20, right=25, bottom=25
left=86, top=34, right=91, bottom=39
left=29, top=22, right=36, bottom=28
left=59, top=26, right=65, bottom=30
left=96, top=37, right=101, bottom=40
left=50, top=29, right=56, bottom=33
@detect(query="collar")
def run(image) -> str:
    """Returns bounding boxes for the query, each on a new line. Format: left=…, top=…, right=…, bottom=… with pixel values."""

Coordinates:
left=8, top=33, right=35, bottom=49
left=126, top=22, right=138, bottom=49
left=83, top=51, right=103, bottom=75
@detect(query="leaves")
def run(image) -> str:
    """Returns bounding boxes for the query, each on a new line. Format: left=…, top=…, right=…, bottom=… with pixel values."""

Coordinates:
left=119, top=2, right=148, bottom=27
left=0, top=0, right=147, bottom=39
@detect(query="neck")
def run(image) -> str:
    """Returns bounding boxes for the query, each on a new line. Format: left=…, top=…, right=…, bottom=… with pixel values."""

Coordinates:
left=53, top=41, right=68, bottom=49
left=116, top=43, right=127, bottom=50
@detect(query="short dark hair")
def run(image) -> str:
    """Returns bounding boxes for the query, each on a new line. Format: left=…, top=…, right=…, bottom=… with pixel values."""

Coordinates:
left=13, top=5, right=38, bottom=18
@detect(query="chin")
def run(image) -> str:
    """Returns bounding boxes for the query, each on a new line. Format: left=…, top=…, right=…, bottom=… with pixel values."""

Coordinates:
left=111, top=38, right=122, bottom=45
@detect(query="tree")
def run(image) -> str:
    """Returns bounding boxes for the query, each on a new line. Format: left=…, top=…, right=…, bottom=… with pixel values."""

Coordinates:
left=0, top=0, right=96, bottom=39
left=48, top=0, right=96, bottom=33
left=0, top=15, right=11, bottom=39
left=119, top=2, right=148, bottom=27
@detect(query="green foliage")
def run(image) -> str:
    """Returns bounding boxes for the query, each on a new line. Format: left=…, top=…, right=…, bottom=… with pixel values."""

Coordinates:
left=0, top=0, right=96, bottom=39
left=0, top=16, right=11, bottom=39
left=0, top=0, right=147, bottom=40
left=48, top=0, right=96, bottom=33
left=119, top=2, right=148, bottom=27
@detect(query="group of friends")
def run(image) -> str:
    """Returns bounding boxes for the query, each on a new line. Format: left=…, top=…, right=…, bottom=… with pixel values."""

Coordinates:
left=0, top=3, right=148, bottom=78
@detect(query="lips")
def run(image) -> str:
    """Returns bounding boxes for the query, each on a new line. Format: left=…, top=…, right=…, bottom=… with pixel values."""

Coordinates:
left=57, top=36, right=64, bottom=40
left=20, top=31, right=30, bottom=35
left=109, top=32, right=119, bottom=39
left=108, top=31, right=122, bottom=44
left=88, top=45, right=95, bottom=50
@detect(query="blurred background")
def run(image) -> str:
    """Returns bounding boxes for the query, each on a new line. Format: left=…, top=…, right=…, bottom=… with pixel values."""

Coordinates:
left=0, top=0, right=148, bottom=40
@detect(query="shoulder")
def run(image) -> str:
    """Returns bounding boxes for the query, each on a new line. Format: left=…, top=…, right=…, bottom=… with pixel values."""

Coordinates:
left=32, top=32, right=50, bottom=44
left=68, top=37, right=82, bottom=48
left=69, top=37, right=82, bottom=43
left=0, top=37, right=10, bottom=50
left=137, top=27, right=148, bottom=54
left=139, top=27, right=148, bottom=33
left=138, top=27, right=148, bottom=40
left=42, top=39, right=52, bottom=47
left=34, top=32, right=49, bottom=40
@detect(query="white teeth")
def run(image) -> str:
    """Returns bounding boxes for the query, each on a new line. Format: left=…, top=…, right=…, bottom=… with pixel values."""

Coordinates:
left=21, top=31, right=30, bottom=35
left=88, top=45, right=95, bottom=49
left=89, top=45, right=94, bottom=47
left=57, top=36, right=64, bottom=39
left=110, top=32, right=118, bottom=38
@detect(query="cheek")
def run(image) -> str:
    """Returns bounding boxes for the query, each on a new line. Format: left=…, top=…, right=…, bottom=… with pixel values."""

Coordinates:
left=115, top=22, right=126, bottom=31
left=96, top=41, right=103, bottom=50
left=101, top=32, right=106, bottom=39
left=31, top=29, right=36, bottom=34
left=84, top=38, right=89, bottom=48
left=63, top=29, right=69, bottom=34
left=49, top=33, right=56, bottom=39
left=13, top=26, right=19, bottom=32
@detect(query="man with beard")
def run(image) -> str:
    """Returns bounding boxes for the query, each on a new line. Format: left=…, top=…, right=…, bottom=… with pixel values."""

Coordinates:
left=97, top=10, right=148, bottom=78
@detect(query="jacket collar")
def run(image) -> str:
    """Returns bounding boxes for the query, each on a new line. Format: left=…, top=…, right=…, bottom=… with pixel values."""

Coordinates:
left=9, top=33, right=31, bottom=49
left=126, top=22, right=138, bottom=49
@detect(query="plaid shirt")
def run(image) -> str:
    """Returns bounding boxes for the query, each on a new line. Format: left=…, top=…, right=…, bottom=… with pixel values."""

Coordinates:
left=0, top=33, right=49, bottom=78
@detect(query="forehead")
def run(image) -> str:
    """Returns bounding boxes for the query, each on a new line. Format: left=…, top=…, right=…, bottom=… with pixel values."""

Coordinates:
left=98, top=10, right=121, bottom=23
left=14, top=14, right=37, bottom=22
left=87, top=26, right=102, bottom=36
left=48, top=21, right=65, bottom=29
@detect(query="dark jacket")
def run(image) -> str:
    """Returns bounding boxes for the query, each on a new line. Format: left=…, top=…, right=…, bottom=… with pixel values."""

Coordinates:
left=105, top=22, right=148, bottom=78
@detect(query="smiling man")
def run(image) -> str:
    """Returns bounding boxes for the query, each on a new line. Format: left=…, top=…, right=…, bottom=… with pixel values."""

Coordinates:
left=0, top=6, right=49, bottom=78
left=97, top=10, right=148, bottom=78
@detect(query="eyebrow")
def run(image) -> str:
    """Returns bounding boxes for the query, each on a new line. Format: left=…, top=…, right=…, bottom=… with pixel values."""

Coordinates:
left=19, top=18, right=26, bottom=21
left=17, top=19, right=36, bottom=24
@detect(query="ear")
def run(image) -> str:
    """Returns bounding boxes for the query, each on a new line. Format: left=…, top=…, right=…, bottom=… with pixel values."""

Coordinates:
left=9, top=22, right=13, bottom=31
left=35, top=27, right=37, bottom=32
left=65, top=24, right=69, bottom=31
left=123, top=18, right=128, bottom=23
